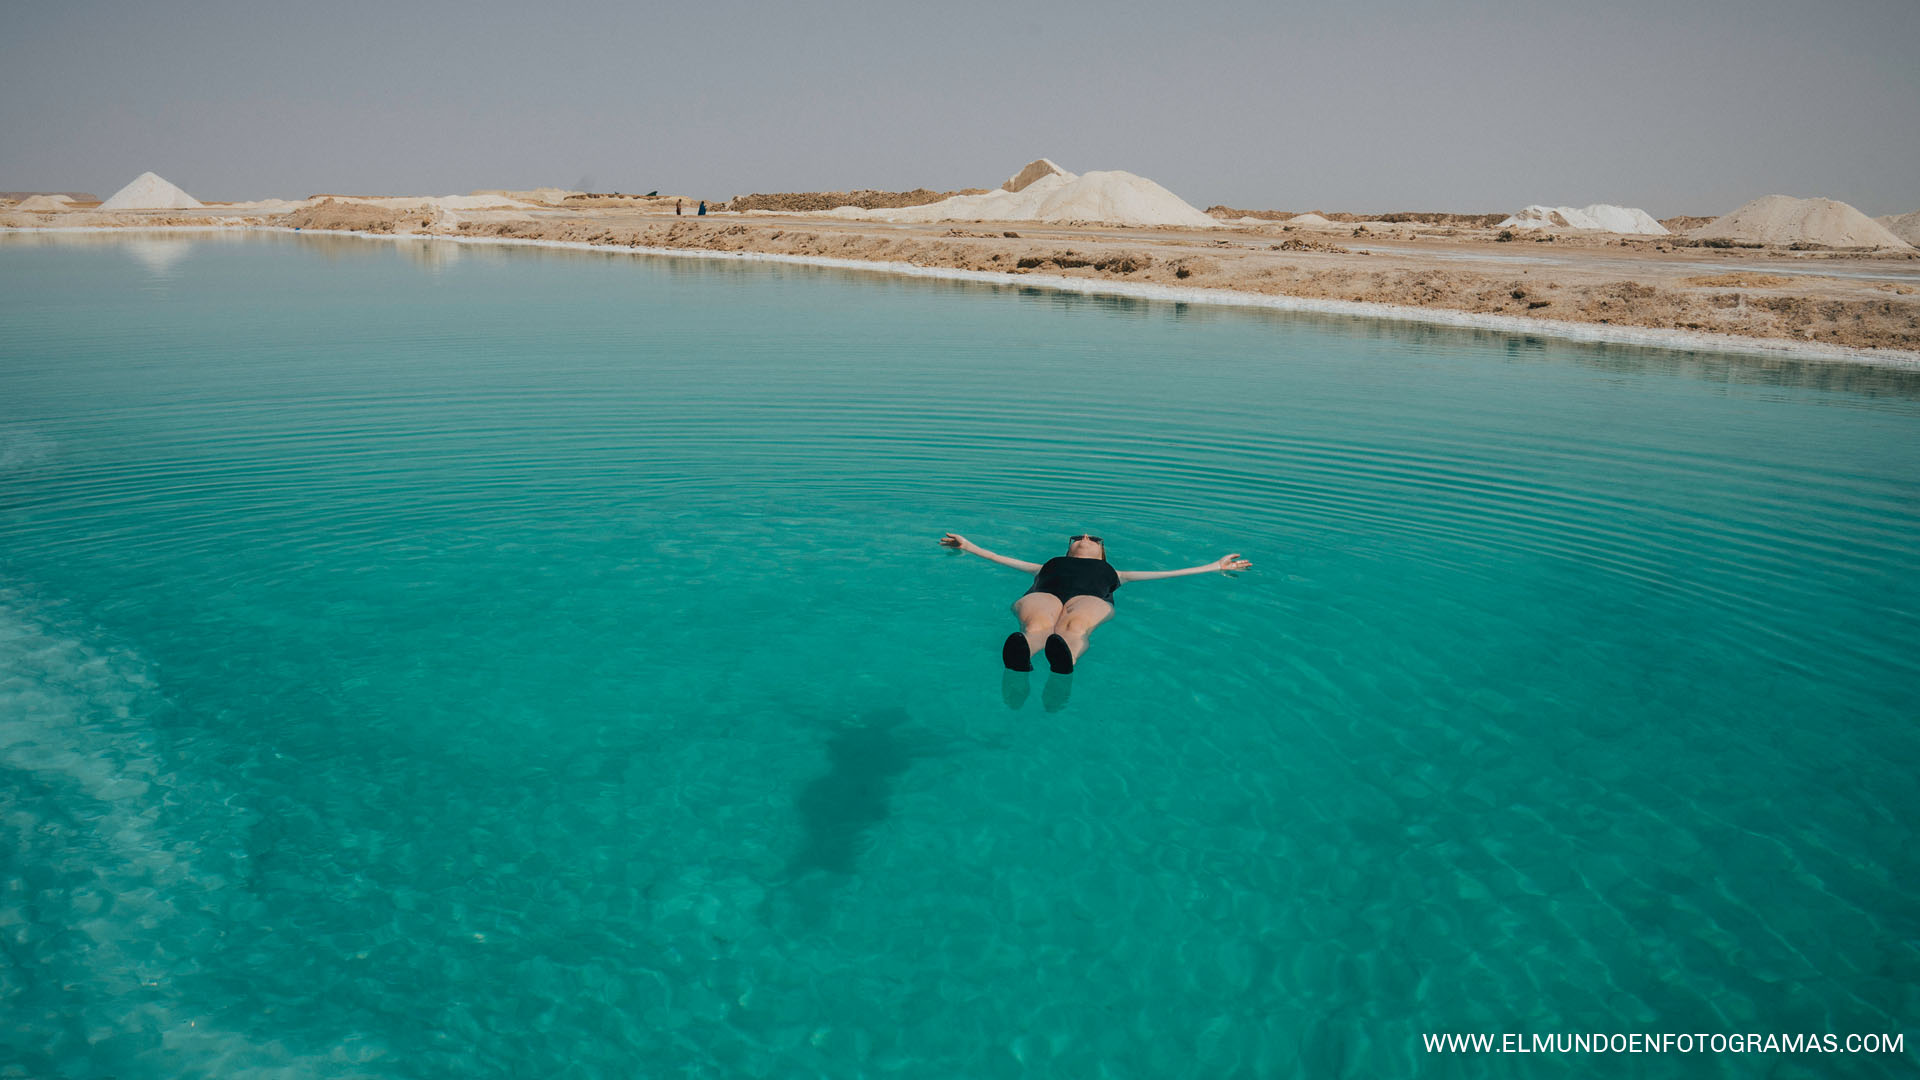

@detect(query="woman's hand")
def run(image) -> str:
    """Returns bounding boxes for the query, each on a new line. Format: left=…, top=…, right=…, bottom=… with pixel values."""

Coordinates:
left=1216, top=553, right=1250, bottom=572
left=940, top=534, right=1041, bottom=573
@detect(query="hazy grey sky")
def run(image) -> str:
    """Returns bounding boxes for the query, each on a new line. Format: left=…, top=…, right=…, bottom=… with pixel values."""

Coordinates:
left=3, top=0, right=1915, bottom=216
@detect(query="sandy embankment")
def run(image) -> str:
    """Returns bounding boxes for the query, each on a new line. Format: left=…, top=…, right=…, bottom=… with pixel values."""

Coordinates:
left=6, top=195, right=1918, bottom=357
left=427, top=209, right=1920, bottom=355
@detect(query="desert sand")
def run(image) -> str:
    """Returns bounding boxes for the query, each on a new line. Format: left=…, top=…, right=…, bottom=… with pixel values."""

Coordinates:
left=6, top=168, right=1917, bottom=358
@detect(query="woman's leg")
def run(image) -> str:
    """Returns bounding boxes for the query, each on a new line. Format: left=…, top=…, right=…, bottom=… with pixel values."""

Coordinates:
left=1011, top=593, right=1064, bottom=657
left=1049, top=596, right=1115, bottom=663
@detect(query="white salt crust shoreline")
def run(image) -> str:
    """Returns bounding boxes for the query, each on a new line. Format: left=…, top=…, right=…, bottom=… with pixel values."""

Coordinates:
left=11, top=225, right=1920, bottom=371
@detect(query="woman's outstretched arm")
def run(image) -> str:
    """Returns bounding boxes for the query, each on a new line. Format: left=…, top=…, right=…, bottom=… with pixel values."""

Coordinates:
left=1116, top=554, right=1250, bottom=583
left=940, top=533, right=1044, bottom=574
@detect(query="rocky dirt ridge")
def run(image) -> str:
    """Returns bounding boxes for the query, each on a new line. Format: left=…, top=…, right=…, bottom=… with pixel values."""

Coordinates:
left=722, top=188, right=988, bottom=213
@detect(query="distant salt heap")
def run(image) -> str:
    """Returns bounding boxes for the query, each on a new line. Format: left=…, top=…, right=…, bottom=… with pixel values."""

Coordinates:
left=822, top=161, right=1218, bottom=228
left=14, top=195, right=75, bottom=212
left=1872, top=210, right=1920, bottom=247
left=99, top=171, right=203, bottom=211
left=1499, top=204, right=1668, bottom=235
left=1691, top=196, right=1911, bottom=249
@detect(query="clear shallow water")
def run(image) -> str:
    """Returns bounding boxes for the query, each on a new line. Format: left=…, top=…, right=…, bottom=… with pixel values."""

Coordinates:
left=2, top=230, right=1917, bottom=1079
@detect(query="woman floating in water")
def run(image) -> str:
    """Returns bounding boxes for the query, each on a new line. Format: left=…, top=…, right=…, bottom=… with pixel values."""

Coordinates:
left=940, top=533, right=1250, bottom=674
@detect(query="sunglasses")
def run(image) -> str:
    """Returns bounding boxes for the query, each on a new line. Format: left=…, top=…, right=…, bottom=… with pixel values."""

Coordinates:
left=1070, top=535, right=1103, bottom=544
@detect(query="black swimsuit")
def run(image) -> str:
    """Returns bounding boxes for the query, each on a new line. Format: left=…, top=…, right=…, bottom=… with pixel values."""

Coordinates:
left=1026, top=557, right=1121, bottom=604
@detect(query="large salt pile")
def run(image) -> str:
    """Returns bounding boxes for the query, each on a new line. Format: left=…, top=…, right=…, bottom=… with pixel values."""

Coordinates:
left=1875, top=210, right=1920, bottom=246
left=1499, top=204, right=1668, bottom=234
left=1690, top=195, right=1911, bottom=249
left=1575, top=204, right=1667, bottom=234
left=98, top=171, right=203, bottom=211
left=821, top=163, right=1218, bottom=228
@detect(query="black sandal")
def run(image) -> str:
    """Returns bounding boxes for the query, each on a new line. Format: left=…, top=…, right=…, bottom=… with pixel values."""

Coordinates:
left=1001, top=632, right=1033, bottom=672
left=1044, top=634, right=1075, bottom=674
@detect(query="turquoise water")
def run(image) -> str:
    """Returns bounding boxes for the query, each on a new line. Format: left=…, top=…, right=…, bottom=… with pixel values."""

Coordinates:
left=2, top=231, right=1917, bottom=1078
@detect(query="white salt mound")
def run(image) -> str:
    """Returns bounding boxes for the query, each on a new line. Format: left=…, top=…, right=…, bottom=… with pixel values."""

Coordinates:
left=824, top=166, right=1218, bottom=228
left=1875, top=211, right=1920, bottom=246
left=1499, top=204, right=1668, bottom=235
left=1003, top=158, right=1071, bottom=193
left=99, top=171, right=203, bottom=211
left=14, top=195, right=74, bottom=212
left=1024, top=171, right=1218, bottom=228
left=1579, top=204, right=1668, bottom=234
left=1285, top=213, right=1335, bottom=227
left=1690, top=196, right=1911, bottom=249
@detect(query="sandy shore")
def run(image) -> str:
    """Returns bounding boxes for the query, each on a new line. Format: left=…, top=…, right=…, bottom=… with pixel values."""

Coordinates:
left=7, top=201, right=1918, bottom=360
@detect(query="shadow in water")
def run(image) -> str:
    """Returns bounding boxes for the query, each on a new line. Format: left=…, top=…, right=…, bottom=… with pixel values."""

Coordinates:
left=783, top=707, right=945, bottom=878
left=765, top=707, right=972, bottom=932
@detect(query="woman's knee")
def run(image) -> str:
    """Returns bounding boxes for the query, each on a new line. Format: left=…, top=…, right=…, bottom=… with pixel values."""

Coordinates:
left=1054, top=615, right=1096, bottom=637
